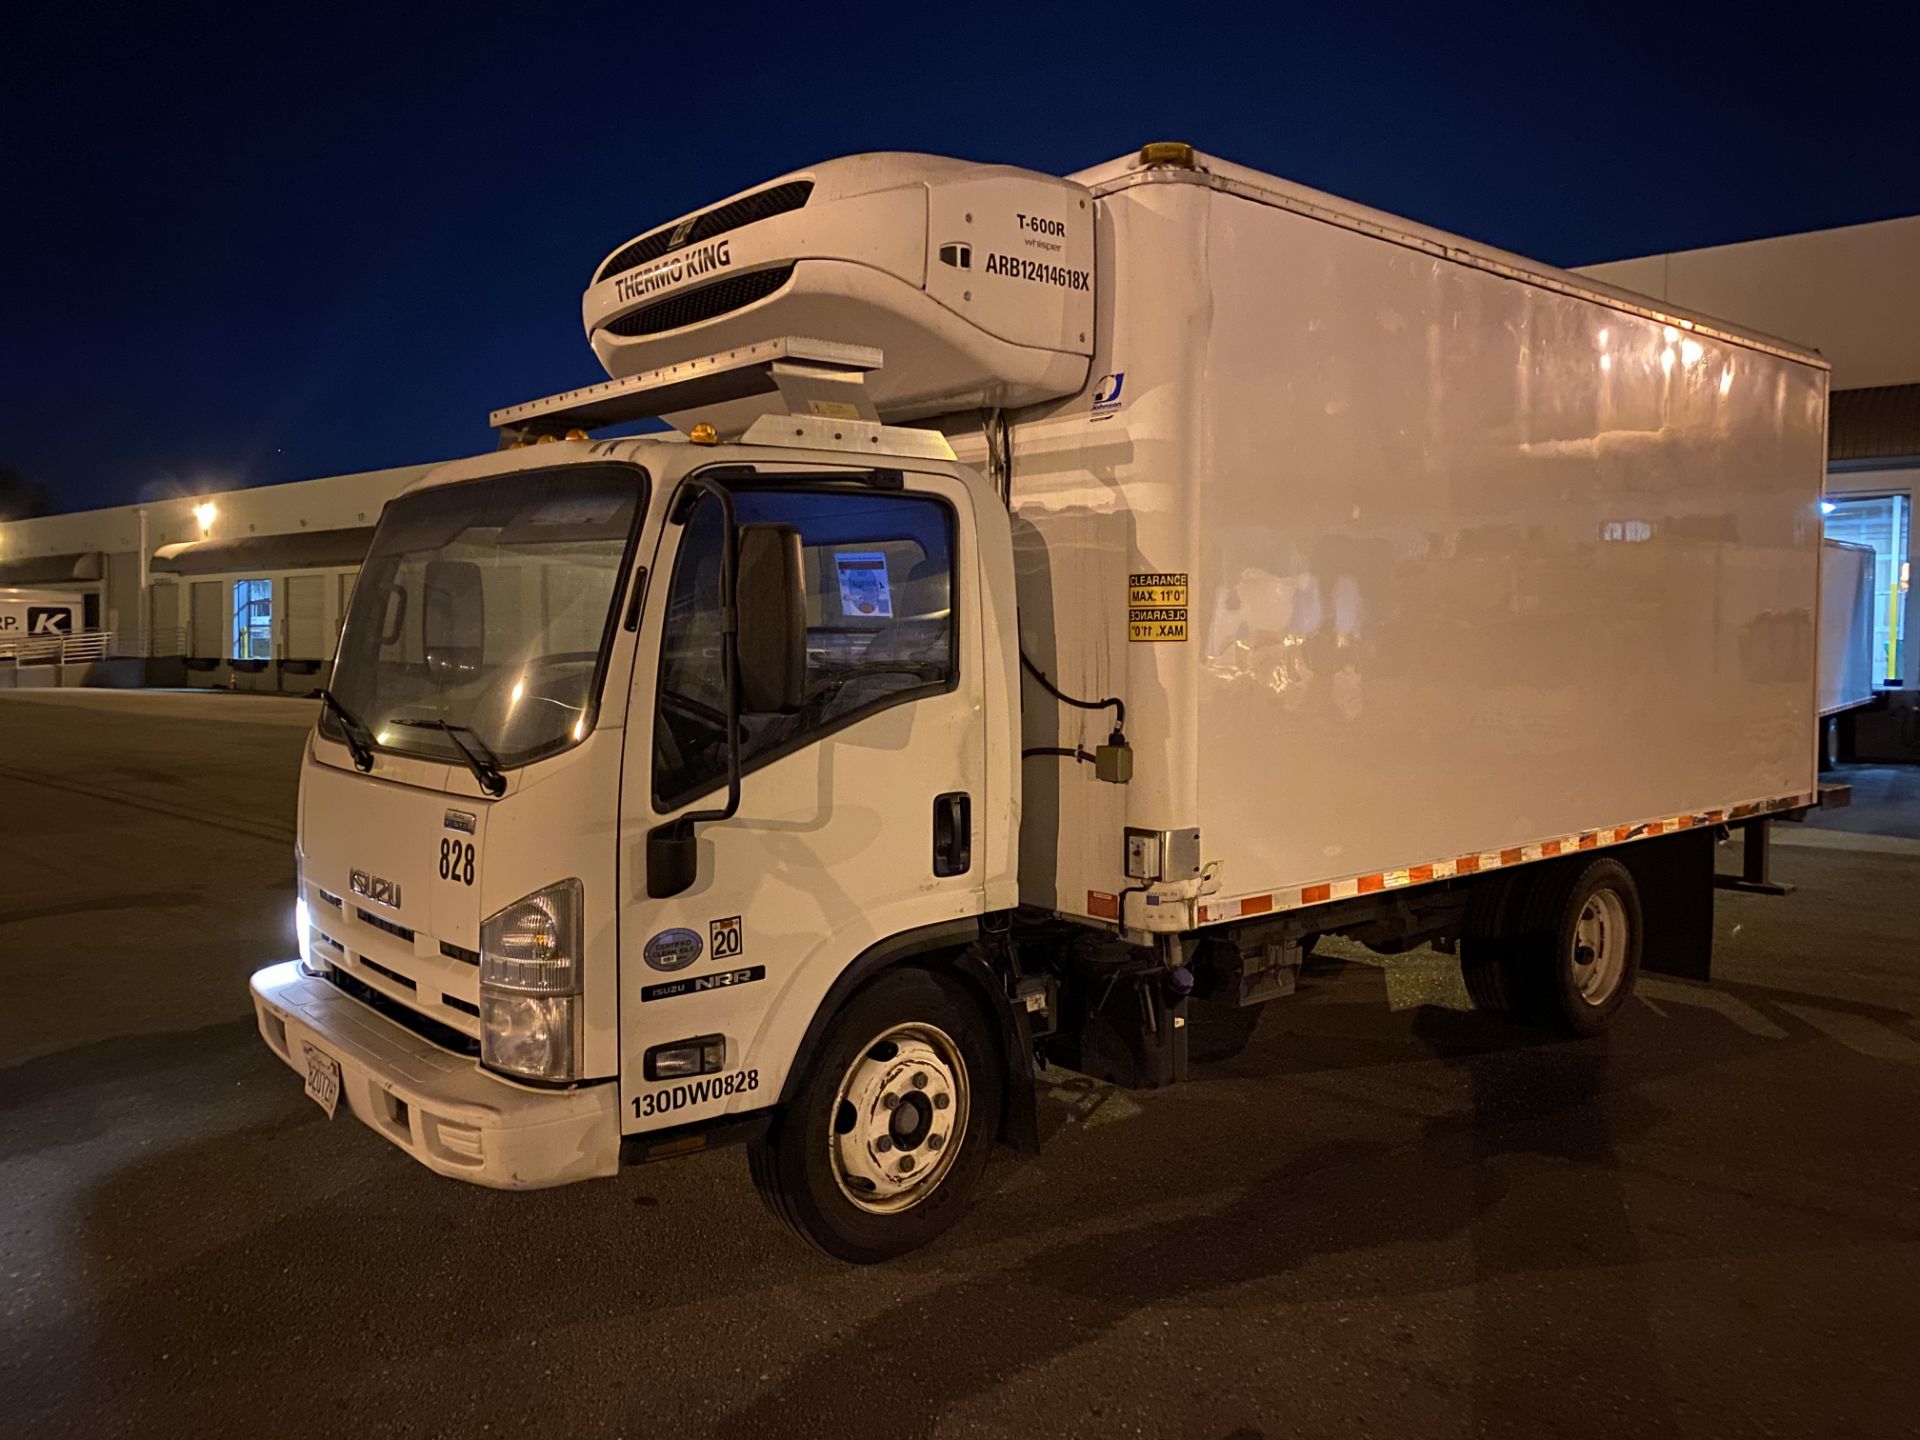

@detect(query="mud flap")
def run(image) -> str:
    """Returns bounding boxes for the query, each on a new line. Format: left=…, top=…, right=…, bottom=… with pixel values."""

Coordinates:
left=1619, top=827, right=1716, bottom=982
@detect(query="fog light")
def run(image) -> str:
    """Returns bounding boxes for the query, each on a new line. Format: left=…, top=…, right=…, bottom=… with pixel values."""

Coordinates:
left=644, top=1035, right=726, bottom=1081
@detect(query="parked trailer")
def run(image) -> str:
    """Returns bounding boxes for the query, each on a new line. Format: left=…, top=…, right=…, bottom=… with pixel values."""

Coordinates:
left=0, top=587, right=84, bottom=658
left=252, top=144, right=1834, bottom=1260
left=1819, top=537, right=1878, bottom=719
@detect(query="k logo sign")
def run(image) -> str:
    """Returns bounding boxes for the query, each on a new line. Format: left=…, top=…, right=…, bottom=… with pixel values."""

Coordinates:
left=26, top=607, right=73, bottom=635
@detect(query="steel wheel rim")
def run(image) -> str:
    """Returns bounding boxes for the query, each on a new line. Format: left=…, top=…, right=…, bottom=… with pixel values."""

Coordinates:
left=1571, top=887, right=1629, bottom=1004
left=827, top=1022, right=970, bottom=1215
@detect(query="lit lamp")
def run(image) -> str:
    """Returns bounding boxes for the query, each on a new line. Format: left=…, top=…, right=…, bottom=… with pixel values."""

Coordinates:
left=193, top=501, right=217, bottom=534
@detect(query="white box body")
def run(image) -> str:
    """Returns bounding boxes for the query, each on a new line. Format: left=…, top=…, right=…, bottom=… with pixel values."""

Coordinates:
left=960, top=152, right=1827, bottom=925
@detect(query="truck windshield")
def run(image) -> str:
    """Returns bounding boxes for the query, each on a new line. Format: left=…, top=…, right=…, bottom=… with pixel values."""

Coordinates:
left=323, top=465, right=646, bottom=771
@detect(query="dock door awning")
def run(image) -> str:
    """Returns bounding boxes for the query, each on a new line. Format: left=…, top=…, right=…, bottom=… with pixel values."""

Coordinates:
left=0, top=551, right=103, bottom=586
left=151, top=527, right=375, bottom=576
left=1831, top=384, right=1920, bottom=465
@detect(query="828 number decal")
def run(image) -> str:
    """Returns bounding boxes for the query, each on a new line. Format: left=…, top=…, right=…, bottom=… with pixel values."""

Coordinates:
left=439, top=838, right=475, bottom=885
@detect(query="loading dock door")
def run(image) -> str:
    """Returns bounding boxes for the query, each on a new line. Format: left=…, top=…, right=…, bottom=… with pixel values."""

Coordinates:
left=286, top=575, right=326, bottom=660
left=189, top=581, right=223, bottom=659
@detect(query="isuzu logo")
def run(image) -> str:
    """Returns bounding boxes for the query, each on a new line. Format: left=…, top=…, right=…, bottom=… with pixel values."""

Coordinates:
left=350, top=869, right=402, bottom=909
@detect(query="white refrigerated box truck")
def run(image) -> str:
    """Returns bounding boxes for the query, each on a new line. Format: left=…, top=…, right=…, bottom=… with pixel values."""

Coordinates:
left=252, top=143, right=1833, bottom=1260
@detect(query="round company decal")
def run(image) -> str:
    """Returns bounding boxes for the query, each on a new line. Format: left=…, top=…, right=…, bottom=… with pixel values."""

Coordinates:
left=643, top=927, right=703, bottom=973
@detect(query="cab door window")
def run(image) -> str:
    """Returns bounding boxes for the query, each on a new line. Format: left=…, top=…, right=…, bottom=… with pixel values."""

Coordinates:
left=653, top=487, right=956, bottom=809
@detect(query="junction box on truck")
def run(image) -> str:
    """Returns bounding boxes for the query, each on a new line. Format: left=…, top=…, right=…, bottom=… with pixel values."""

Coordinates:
left=252, top=143, right=1832, bottom=1261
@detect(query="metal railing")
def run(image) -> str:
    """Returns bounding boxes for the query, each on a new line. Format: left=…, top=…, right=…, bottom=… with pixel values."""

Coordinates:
left=0, top=628, right=117, bottom=666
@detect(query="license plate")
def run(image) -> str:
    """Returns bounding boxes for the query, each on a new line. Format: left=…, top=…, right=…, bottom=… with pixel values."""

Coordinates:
left=302, top=1042, right=341, bottom=1119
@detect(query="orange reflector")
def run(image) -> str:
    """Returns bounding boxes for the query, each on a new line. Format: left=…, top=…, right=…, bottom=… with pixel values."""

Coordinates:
left=1357, top=874, right=1385, bottom=895
left=1088, top=891, right=1119, bottom=920
left=1455, top=855, right=1480, bottom=874
left=1500, top=848, right=1523, bottom=865
left=1301, top=883, right=1332, bottom=904
left=1541, top=841, right=1561, bottom=857
left=1578, top=833, right=1597, bottom=850
left=1409, top=864, right=1434, bottom=883
left=1241, top=894, right=1273, bottom=916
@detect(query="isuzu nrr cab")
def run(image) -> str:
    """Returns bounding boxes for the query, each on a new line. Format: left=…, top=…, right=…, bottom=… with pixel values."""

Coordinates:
left=252, top=143, right=1833, bottom=1260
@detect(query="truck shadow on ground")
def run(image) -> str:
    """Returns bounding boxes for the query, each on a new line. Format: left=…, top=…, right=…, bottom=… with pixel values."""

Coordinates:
left=707, top=1006, right=1686, bottom=1440
left=49, top=959, right=1887, bottom=1438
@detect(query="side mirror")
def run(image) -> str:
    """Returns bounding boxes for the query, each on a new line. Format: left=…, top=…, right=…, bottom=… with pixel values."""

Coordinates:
left=735, top=523, right=806, bottom=714
left=423, top=559, right=485, bottom=678
left=646, top=821, right=699, bottom=899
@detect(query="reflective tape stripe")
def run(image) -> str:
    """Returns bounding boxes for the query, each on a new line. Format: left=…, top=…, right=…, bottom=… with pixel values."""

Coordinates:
left=1195, top=788, right=1812, bottom=929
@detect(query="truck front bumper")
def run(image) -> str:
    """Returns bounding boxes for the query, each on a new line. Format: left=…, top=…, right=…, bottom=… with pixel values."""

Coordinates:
left=250, top=960, right=619, bottom=1189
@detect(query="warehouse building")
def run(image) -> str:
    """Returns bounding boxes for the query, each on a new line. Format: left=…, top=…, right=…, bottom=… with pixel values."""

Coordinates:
left=0, top=464, right=434, bottom=691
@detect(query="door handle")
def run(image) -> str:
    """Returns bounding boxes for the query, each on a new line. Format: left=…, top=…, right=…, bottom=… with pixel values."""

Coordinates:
left=933, top=792, right=972, bottom=877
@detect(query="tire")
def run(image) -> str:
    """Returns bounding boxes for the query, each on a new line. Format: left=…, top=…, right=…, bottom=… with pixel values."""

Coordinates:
left=747, top=968, right=1001, bottom=1263
left=1508, top=858, right=1643, bottom=1035
left=1459, top=872, right=1524, bottom=1015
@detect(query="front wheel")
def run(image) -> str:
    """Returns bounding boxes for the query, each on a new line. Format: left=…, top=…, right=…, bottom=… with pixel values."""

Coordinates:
left=748, top=969, right=1001, bottom=1262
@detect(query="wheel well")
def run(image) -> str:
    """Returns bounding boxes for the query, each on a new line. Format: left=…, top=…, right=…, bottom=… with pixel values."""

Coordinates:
left=778, top=918, right=1031, bottom=1146
left=777, top=919, right=981, bottom=1109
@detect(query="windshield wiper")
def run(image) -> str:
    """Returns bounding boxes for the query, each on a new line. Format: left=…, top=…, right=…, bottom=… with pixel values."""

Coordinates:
left=317, top=689, right=374, bottom=772
left=386, top=717, right=508, bottom=797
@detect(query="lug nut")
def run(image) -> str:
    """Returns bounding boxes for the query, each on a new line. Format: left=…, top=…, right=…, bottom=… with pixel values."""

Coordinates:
left=933, top=1093, right=950, bottom=1111
left=898, top=1156, right=916, bottom=1173
left=875, top=1136, right=893, bottom=1153
left=911, top=1072, right=928, bottom=1090
left=881, top=1092, right=899, bottom=1110
left=927, top=1133, right=944, bottom=1151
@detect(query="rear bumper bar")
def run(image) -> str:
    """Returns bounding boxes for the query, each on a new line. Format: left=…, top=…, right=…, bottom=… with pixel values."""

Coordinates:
left=250, top=960, right=619, bottom=1189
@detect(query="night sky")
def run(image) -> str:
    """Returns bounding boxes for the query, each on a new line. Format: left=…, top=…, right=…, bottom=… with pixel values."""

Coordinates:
left=5, top=2, right=1918, bottom=514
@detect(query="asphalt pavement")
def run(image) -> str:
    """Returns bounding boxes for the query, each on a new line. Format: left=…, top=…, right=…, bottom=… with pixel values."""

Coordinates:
left=1, top=689, right=1916, bottom=1439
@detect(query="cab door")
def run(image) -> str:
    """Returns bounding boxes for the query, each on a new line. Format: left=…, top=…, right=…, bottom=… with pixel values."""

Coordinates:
left=617, top=469, right=986, bottom=1134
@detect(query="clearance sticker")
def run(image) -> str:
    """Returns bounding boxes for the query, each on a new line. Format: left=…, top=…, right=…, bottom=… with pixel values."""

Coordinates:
left=1129, top=572, right=1188, bottom=642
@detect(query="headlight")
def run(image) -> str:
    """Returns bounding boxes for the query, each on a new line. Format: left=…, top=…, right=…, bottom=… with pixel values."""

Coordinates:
left=294, top=848, right=313, bottom=972
left=480, top=880, right=583, bottom=1081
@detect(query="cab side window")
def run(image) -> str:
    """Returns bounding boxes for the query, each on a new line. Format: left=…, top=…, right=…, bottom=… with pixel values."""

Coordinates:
left=653, top=487, right=956, bottom=808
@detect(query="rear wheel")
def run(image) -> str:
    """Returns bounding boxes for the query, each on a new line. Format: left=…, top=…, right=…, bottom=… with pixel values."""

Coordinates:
left=1459, top=872, right=1524, bottom=1015
left=748, top=968, right=1000, bottom=1263
left=1460, top=859, right=1642, bottom=1034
